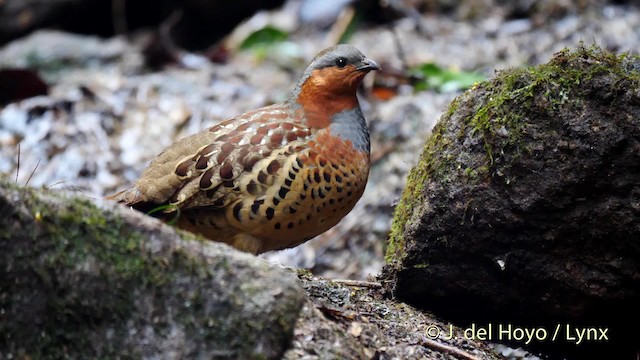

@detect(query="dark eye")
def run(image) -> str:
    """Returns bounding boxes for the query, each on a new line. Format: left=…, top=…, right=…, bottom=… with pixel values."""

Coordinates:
left=335, top=57, right=347, bottom=68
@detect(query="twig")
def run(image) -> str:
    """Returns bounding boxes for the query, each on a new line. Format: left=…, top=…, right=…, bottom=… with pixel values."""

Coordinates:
left=386, top=0, right=431, bottom=36
left=111, top=0, right=128, bottom=35
left=325, top=6, right=355, bottom=47
left=159, top=10, right=183, bottom=60
left=25, top=159, right=40, bottom=187
left=421, top=337, right=481, bottom=360
left=390, top=25, right=409, bottom=71
left=15, top=143, right=20, bottom=184
left=45, top=180, right=73, bottom=189
left=330, top=279, right=382, bottom=288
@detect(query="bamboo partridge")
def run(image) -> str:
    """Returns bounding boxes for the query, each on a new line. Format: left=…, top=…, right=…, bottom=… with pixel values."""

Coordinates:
left=110, top=44, right=379, bottom=254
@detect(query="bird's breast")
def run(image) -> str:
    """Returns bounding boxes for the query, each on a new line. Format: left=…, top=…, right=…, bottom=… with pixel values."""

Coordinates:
left=218, top=127, right=370, bottom=252
left=328, top=107, right=370, bottom=154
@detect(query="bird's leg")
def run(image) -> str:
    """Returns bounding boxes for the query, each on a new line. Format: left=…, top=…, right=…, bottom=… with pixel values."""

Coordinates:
left=232, top=233, right=263, bottom=254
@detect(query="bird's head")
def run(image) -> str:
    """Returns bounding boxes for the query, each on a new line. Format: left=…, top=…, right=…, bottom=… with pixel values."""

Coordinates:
left=291, top=44, right=380, bottom=127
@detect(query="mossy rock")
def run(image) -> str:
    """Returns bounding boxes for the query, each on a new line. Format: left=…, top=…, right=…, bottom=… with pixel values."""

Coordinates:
left=0, top=179, right=304, bottom=359
left=383, top=44, right=640, bottom=358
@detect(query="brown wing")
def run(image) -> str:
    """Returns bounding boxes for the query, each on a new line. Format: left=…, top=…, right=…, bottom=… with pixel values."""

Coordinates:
left=169, top=126, right=371, bottom=253
left=110, top=103, right=313, bottom=212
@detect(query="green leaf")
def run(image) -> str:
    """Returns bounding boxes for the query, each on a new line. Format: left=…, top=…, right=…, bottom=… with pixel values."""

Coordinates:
left=338, top=13, right=362, bottom=44
left=146, top=204, right=181, bottom=225
left=410, top=63, right=485, bottom=93
left=239, top=26, right=289, bottom=50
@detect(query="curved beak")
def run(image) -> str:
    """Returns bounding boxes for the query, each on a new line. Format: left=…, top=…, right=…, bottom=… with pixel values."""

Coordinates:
left=356, top=58, right=381, bottom=72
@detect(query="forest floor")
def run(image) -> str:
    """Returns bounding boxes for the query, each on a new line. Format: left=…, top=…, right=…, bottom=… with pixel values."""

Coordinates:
left=1, top=1, right=639, bottom=282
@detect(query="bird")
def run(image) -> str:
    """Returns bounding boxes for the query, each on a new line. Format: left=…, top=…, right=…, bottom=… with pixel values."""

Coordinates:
left=110, top=44, right=380, bottom=254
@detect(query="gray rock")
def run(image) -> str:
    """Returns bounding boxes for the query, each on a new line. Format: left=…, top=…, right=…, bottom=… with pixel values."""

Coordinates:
left=0, top=179, right=304, bottom=359
left=0, top=178, right=504, bottom=360
left=383, top=45, right=640, bottom=358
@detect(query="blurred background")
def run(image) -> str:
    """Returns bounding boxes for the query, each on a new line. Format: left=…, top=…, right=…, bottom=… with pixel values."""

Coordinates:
left=1, top=0, right=639, bottom=279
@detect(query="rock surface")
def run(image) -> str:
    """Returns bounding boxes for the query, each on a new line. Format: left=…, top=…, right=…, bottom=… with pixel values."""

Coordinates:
left=0, top=179, right=512, bottom=359
left=286, top=274, right=503, bottom=360
left=0, top=179, right=305, bottom=359
left=383, top=45, right=640, bottom=358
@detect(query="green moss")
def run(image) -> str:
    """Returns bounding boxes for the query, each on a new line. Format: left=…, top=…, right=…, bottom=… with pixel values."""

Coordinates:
left=469, top=44, right=640, bottom=165
left=385, top=121, right=445, bottom=264
left=385, top=96, right=468, bottom=265
left=42, top=197, right=174, bottom=286
left=3, top=179, right=304, bottom=359
left=385, top=93, right=470, bottom=265
left=296, top=268, right=313, bottom=279
left=384, top=44, right=640, bottom=265
left=1, top=183, right=216, bottom=358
